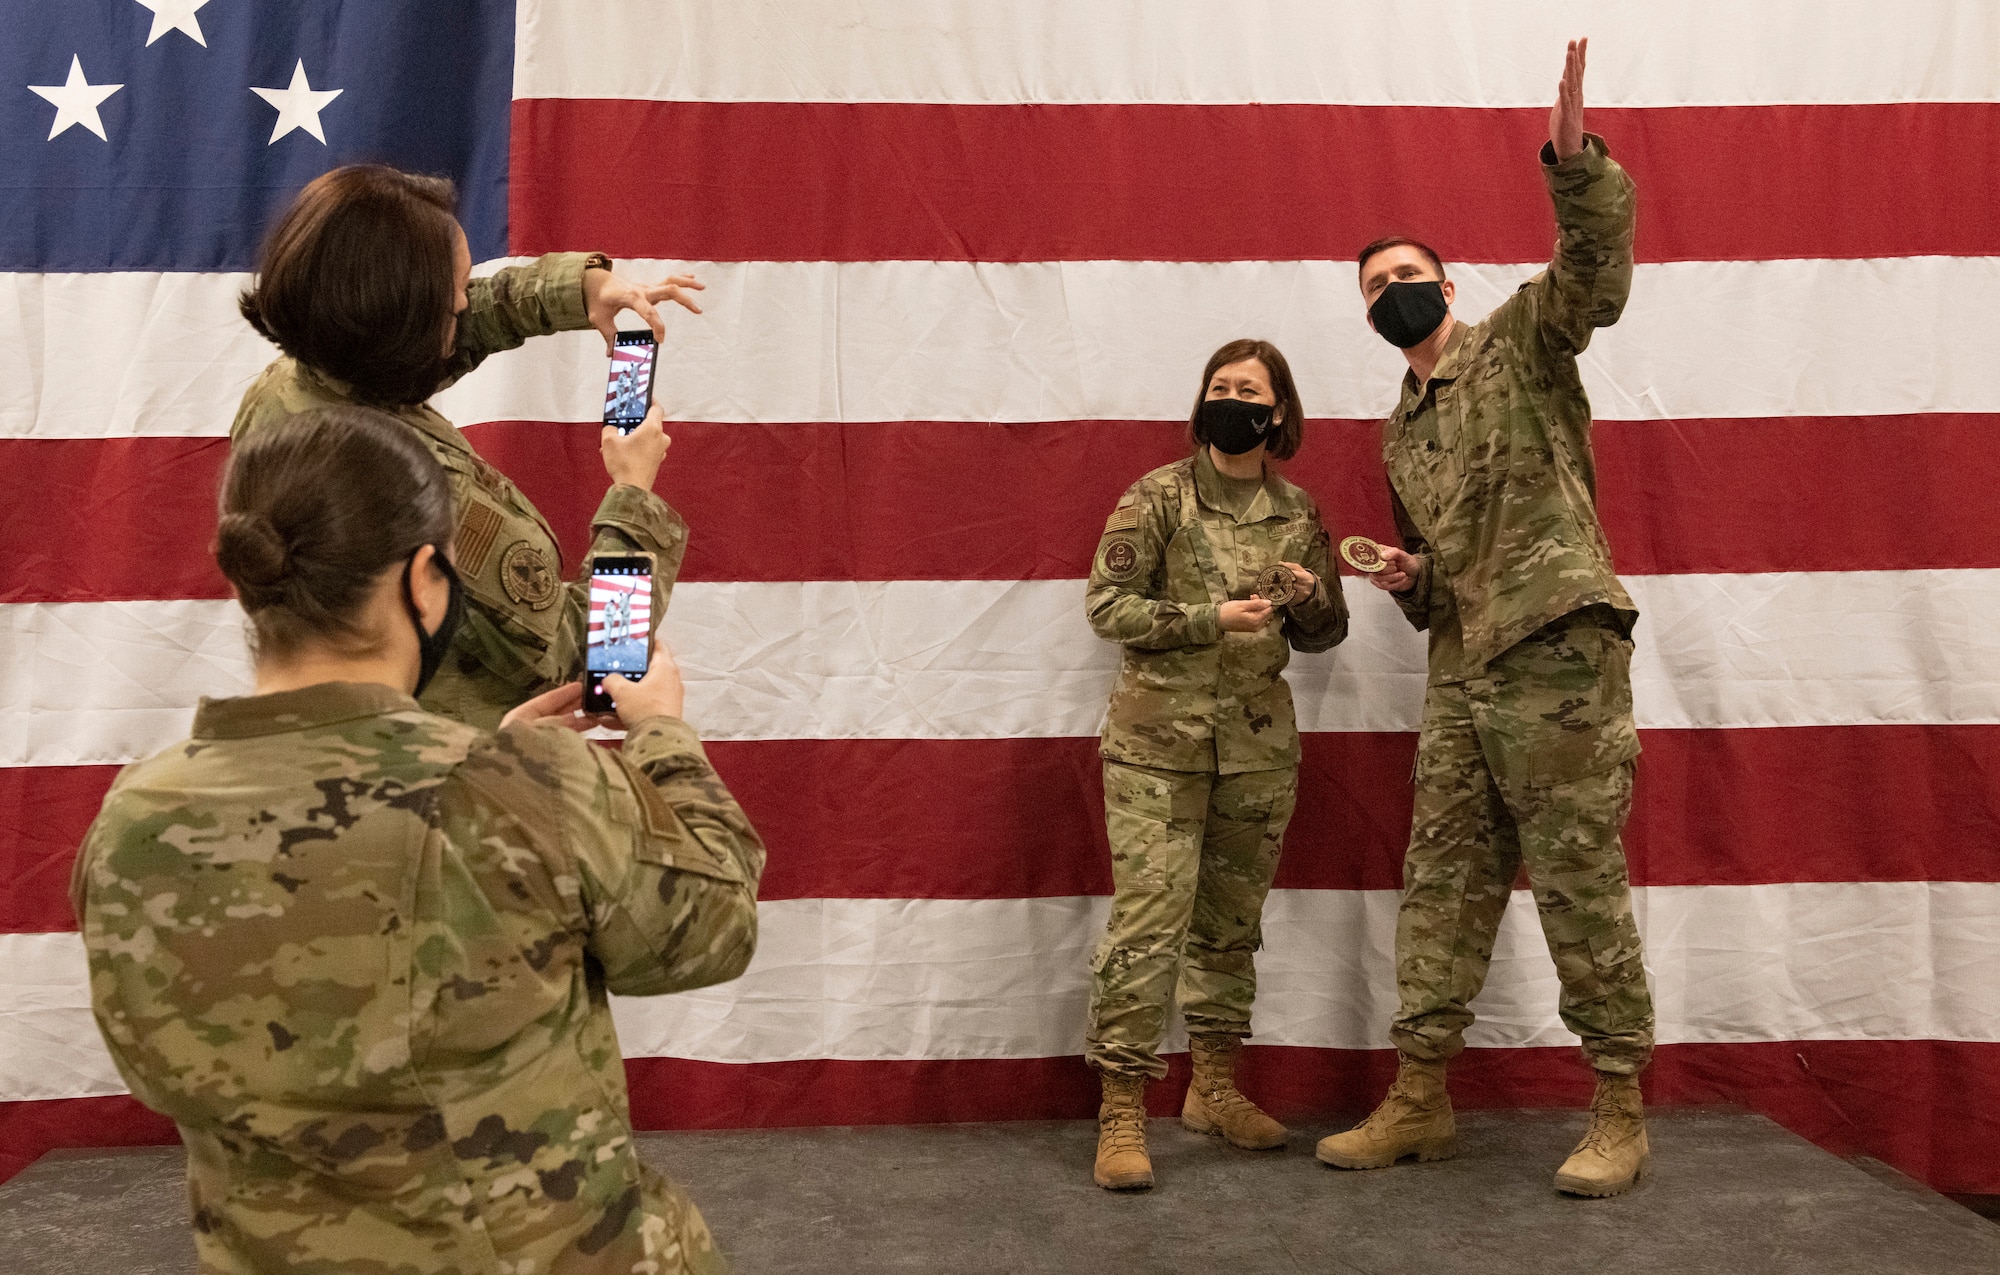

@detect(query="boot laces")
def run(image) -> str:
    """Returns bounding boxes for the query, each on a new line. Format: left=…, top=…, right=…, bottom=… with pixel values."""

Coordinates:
left=1577, top=1088, right=1632, bottom=1155
left=1100, top=1106, right=1146, bottom=1154
left=1199, top=1079, right=1263, bottom=1119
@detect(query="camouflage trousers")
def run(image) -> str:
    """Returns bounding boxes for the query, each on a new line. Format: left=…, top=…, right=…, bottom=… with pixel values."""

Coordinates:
left=1391, top=606, right=1655, bottom=1075
left=1086, top=760, right=1296, bottom=1079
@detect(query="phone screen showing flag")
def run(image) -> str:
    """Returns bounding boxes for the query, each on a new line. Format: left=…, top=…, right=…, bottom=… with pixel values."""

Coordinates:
left=584, top=556, right=652, bottom=711
left=603, top=332, right=657, bottom=429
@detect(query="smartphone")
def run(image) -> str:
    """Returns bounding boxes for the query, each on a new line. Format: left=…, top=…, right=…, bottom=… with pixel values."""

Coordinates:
left=583, top=552, right=655, bottom=713
left=602, top=330, right=658, bottom=432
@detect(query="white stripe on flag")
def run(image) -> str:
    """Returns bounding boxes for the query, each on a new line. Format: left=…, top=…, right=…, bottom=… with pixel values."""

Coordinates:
left=9, top=257, right=2000, bottom=439
left=6, top=571, right=1998, bottom=767
left=515, top=0, right=2000, bottom=106
left=14, top=881, right=2000, bottom=1100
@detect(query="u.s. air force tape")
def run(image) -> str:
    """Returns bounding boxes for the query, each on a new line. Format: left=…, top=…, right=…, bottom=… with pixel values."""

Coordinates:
left=1339, top=536, right=1389, bottom=574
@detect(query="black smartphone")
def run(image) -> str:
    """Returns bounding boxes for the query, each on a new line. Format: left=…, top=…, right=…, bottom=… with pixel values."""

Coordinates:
left=602, top=330, right=659, bottom=432
left=583, top=552, right=654, bottom=713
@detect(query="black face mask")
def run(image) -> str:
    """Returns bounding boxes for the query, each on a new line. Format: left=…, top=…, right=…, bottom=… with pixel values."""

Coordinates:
left=1199, top=396, right=1277, bottom=456
left=402, top=547, right=465, bottom=699
left=1368, top=279, right=1450, bottom=349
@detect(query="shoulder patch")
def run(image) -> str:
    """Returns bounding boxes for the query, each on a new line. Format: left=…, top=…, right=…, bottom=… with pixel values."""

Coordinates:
left=1104, top=505, right=1140, bottom=533
left=454, top=501, right=505, bottom=578
left=1099, top=536, right=1140, bottom=582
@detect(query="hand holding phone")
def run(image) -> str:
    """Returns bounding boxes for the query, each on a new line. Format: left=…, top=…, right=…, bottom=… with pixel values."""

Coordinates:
left=602, top=330, right=658, bottom=432
left=584, top=553, right=655, bottom=713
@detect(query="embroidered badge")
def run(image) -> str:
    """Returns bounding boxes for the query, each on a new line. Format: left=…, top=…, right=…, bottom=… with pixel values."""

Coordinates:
left=1104, top=505, right=1140, bottom=533
left=453, top=501, right=505, bottom=578
left=499, top=540, right=560, bottom=611
left=1100, top=537, right=1140, bottom=581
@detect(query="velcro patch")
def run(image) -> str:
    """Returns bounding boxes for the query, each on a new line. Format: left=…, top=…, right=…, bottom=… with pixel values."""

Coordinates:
left=1104, top=505, right=1141, bottom=533
left=453, top=500, right=505, bottom=577
left=1100, top=536, right=1140, bottom=581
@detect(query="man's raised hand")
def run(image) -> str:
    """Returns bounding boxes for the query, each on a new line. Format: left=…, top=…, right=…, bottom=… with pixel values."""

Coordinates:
left=1551, top=37, right=1588, bottom=162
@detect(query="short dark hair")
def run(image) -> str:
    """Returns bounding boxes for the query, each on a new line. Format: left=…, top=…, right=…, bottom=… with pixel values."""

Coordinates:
left=214, top=405, right=454, bottom=659
left=1188, top=339, right=1306, bottom=462
left=1356, top=235, right=1446, bottom=281
left=239, top=165, right=461, bottom=406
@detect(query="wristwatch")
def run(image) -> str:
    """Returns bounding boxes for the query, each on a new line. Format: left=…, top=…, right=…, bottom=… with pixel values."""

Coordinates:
left=582, top=252, right=613, bottom=273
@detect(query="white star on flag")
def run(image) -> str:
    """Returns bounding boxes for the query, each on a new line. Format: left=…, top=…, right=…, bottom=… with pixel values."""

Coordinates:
left=135, top=0, right=211, bottom=47
left=250, top=60, right=342, bottom=145
left=28, top=56, right=124, bottom=141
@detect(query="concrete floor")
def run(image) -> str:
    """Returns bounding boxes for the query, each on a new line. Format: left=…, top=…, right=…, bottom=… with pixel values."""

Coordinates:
left=3, top=1110, right=1995, bottom=1274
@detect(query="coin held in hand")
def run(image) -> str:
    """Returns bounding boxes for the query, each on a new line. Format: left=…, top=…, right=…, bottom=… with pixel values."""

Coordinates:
left=1339, top=536, right=1389, bottom=574
left=1255, top=563, right=1299, bottom=604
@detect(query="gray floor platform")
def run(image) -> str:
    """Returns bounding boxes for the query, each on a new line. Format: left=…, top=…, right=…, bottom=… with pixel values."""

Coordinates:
left=4, top=1109, right=1995, bottom=1273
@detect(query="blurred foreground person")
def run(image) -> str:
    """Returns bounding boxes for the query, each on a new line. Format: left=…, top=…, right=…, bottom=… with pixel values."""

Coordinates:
left=74, top=407, right=764, bottom=1273
left=1082, top=339, right=1350, bottom=1188
left=1316, top=39, right=1654, bottom=1198
left=236, top=163, right=702, bottom=728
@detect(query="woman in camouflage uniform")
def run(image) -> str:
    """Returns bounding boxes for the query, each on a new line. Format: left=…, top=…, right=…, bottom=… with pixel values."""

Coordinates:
left=1081, top=339, right=1350, bottom=1189
left=234, top=163, right=704, bottom=729
left=74, top=407, right=765, bottom=1274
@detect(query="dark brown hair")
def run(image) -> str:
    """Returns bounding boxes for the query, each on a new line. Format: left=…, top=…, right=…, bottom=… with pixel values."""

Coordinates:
left=1356, top=235, right=1446, bottom=281
left=215, top=406, right=454, bottom=659
left=239, top=165, right=461, bottom=406
left=1188, top=339, right=1306, bottom=461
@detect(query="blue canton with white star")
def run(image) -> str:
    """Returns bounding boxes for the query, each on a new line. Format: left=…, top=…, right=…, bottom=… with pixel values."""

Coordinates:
left=2, top=0, right=514, bottom=270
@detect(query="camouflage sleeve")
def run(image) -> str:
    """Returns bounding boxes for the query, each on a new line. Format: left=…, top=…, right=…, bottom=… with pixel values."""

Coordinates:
left=541, top=716, right=766, bottom=998
left=1498, top=134, right=1636, bottom=358
left=1084, top=480, right=1223, bottom=651
left=1284, top=502, right=1348, bottom=653
left=440, top=252, right=595, bottom=386
left=1389, top=486, right=1434, bottom=633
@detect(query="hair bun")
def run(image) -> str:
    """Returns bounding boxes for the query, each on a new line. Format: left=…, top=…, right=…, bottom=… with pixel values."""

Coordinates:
left=215, top=511, right=291, bottom=591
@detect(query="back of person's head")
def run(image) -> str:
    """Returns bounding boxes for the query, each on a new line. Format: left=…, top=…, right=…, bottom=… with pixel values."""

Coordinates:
left=214, top=406, right=453, bottom=659
left=239, top=165, right=460, bottom=407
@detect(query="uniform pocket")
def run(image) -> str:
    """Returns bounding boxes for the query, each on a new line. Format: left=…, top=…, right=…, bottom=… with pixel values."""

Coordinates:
left=1486, top=614, right=1640, bottom=788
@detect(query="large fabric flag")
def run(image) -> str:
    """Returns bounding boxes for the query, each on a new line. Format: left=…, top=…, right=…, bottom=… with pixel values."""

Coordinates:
left=3, top=0, right=1997, bottom=1193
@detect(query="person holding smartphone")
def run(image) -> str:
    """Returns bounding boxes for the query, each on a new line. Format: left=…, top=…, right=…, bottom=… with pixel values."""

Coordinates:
left=233, top=164, right=703, bottom=729
left=74, top=405, right=764, bottom=1273
left=1080, top=339, right=1350, bottom=1189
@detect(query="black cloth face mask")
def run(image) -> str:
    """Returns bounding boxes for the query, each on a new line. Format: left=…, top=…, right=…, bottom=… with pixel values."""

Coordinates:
left=1199, top=396, right=1277, bottom=455
left=401, top=547, right=465, bottom=699
left=1368, top=279, right=1450, bottom=349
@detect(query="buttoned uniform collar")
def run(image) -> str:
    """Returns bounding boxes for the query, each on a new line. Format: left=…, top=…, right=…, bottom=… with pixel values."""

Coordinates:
left=1192, top=446, right=1286, bottom=525
left=192, top=681, right=420, bottom=740
left=1397, top=319, right=1473, bottom=407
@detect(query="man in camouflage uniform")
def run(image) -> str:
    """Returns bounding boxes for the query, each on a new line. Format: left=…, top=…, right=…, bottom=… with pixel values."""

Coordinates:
left=236, top=247, right=690, bottom=731
left=73, top=679, right=765, bottom=1271
left=1315, top=40, right=1656, bottom=1197
left=1084, top=365, right=1350, bottom=1187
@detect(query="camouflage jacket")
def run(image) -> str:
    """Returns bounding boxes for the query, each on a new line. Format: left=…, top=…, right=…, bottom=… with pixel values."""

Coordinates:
left=72, top=681, right=766, bottom=1274
left=1384, top=134, right=1639, bottom=683
left=1087, top=449, right=1349, bottom=774
left=232, top=253, right=688, bottom=730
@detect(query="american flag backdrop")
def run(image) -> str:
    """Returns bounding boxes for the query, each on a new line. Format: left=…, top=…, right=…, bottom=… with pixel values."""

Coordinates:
left=3, top=1, right=1999, bottom=1193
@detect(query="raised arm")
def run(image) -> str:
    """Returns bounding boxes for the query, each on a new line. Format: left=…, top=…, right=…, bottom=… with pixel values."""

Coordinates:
left=1509, top=38, right=1638, bottom=357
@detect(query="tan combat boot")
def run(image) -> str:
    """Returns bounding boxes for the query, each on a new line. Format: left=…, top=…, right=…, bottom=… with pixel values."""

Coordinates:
left=1554, top=1072, right=1649, bottom=1197
left=1093, top=1072, right=1154, bottom=1190
left=1181, top=1033, right=1287, bottom=1150
left=1314, top=1054, right=1457, bottom=1169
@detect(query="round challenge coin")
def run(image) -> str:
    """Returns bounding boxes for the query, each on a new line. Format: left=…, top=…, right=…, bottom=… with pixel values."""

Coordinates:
left=1339, top=536, right=1389, bottom=574
left=1255, top=563, right=1299, bottom=603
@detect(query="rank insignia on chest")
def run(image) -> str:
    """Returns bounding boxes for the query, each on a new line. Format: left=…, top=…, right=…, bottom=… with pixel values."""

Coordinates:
left=500, top=541, right=560, bottom=611
left=1100, top=536, right=1140, bottom=581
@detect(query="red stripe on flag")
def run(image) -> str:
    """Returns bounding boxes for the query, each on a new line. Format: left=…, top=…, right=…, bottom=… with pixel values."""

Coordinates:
left=10, top=725, right=1997, bottom=930
left=4, top=416, right=1994, bottom=601
left=6, top=1041, right=1996, bottom=1193
left=510, top=100, right=2000, bottom=263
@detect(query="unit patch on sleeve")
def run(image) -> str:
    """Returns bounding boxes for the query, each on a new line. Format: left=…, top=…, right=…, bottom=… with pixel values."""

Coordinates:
left=1100, top=536, right=1140, bottom=581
